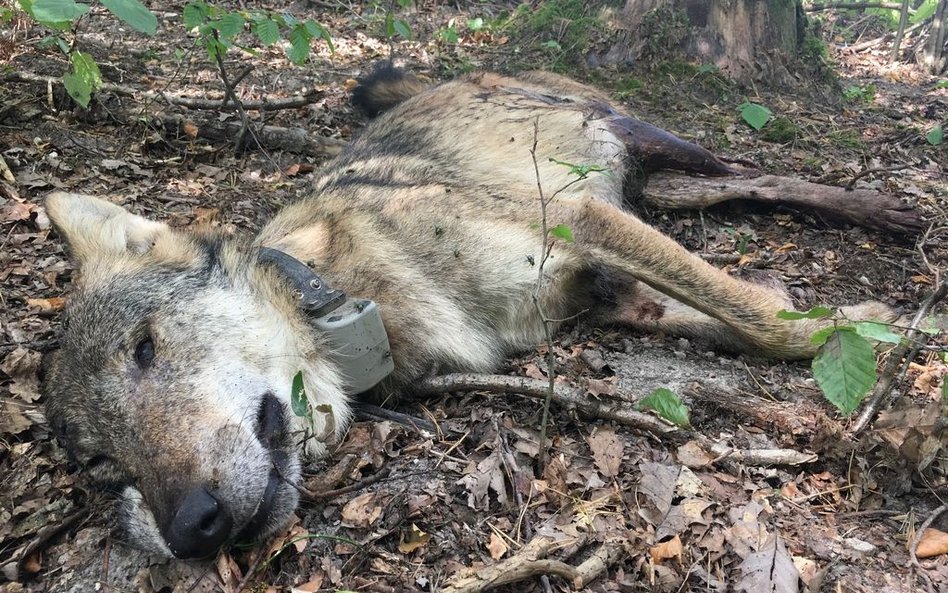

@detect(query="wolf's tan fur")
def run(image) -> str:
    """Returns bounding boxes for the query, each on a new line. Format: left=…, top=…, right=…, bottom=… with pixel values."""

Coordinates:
left=42, top=68, right=895, bottom=558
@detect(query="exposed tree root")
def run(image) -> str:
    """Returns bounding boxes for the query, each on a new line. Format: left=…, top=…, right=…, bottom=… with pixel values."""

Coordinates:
left=414, top=374, right=820, bottom=467
left=411, top=373, right=678, bottom=436
left=155, top=113, right=346, bottom=158
left=441, top=530, right=626, bottom=593
left=642, top=170, right=922, bottom=233
left=4, top=70, right=326, bottom=112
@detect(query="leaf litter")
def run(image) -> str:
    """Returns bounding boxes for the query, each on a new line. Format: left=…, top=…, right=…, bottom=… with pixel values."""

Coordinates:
left=1, top=2, right=947, bottom=592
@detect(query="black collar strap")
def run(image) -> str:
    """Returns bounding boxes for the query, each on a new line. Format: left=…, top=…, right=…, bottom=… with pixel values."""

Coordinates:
left=258, top=247, right=346, bottom=317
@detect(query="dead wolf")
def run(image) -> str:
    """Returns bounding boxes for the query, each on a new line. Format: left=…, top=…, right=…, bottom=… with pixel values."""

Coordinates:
left=42, top=66, right=896, bottom=559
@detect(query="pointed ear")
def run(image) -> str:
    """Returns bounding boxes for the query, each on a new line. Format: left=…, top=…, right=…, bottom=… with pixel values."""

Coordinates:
left=45, top=192, right=170, bottom=266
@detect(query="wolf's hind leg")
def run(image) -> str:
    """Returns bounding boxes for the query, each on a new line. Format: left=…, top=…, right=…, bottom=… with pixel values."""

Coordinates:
left=552, top=197, right=897, bottom=359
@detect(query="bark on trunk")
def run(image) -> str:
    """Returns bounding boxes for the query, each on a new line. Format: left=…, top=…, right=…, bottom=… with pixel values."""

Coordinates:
left=604, top=0, right=805, bottom=84
left=919, top=0, right=948, bottom=73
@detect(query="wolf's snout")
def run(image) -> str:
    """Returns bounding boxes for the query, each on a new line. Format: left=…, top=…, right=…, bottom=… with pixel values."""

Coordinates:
left=165, top=487, right=233, bottom=559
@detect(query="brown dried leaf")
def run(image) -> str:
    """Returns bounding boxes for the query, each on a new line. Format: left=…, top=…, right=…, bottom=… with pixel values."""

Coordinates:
left=25, top=297, right=66, bottom=312
left=341, top=491, right=383, bottom=528
left=916, top=527, right=948, bottom=558
left=588, top=426, right=623, bottom=478
left=649, top=535, right=682, bottom=564
left=457, top=443, right=508, bottom=509
left=638, top=462, right=680, bottom=523
left=486, top=532, right=508, bottom=560
left=398, top=523, right=431, bottom=554
left=676, top=440, right=713, bottom=468
left=291, top=573, right=325, bottom=593
left=736, top=534, right=798, bottom=593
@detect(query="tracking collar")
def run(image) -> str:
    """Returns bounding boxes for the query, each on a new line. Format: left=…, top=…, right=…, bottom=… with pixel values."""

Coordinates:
left=258, top=247, right=394, bottom=394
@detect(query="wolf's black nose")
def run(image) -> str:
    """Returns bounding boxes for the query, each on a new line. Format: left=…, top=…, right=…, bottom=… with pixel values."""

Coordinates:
left=166, top=487, right=233, bottom=559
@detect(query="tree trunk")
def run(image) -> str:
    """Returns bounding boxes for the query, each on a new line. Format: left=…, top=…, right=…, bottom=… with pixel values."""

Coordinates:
left=605, top=0, right=806, bottom=84
left=919, top=0, right=948, bottom=73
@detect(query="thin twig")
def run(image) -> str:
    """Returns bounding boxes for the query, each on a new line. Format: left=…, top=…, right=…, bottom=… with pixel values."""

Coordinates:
left=528, top=118, right=557, bottom=473
left=851, top=280, right=948, bottom=434
left=909, top=503, right=946, bottom=593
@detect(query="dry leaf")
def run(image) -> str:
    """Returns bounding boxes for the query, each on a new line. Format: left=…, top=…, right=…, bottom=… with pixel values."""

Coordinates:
left=398, top=523, right=431, bottom=554
left=341, top=491, right=383, bottom=528
left=736, top=534, right=798, bottom=593
left=486, top=532, right=508, bottom=560
left=588, top=426, right=623, bottom=478
left=25, top=297, right=65, bottom=312
left=916, top=527, right=948, bottom=558
left=192, top=207, right=220, bottom=226
left=183, top=121, right=199, bottom=138
left=649, top=535, right=682, bottom=564
left=291, top=573, right=325, bottom=593
left=676, top=440, right=713, bottom=468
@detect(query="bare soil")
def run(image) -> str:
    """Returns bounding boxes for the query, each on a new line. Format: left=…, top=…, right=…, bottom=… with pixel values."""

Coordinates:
left=1, top=2, right=947, bottom=593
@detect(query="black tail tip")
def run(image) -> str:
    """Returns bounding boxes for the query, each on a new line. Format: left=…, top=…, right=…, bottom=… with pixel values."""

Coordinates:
left=351, top=62, right=424, bottom=118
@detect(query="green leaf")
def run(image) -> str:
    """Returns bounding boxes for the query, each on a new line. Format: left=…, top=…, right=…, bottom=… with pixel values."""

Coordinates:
left=100, top=0, right=157, bottom=35
left=287, top=24, right=310, bottom=65
left=547, top=158, right=608, bottom=179
left=303, top=20, right=333, bottom=52
left=809, top=325, right=840, bottom=347
left=637, top=388, right=691, bottom=427
left=812, top=329, right=877, bottom=415
left=439, top=26, right=458, bottom=43
left=935, top=80, right=948, bottom=90
left=467, top=17, right=484, bottom=31
left=182, top=2, right=207, bottom=28
left=251, top=17, right=279, bottom=45
left=776, top=306, right=833, bottom=320
left=541, top=39, right=561, bottom=52
left=392, top=18, right=411, bottom=40
left=290, top=371, right=311, bottom=420
left=396, top=0, right=412, bottom=7
left=853, top=321, right=902, bottom=344
left=927, top=124, right=943, bottom=146
left=31, top=0, right=88, bottom=23
left=739, top=102, right=771, bottom=130
left=215, top=12, right=245, bottom=39
left=63, top=50, right=101, bottom=107
left=549, top=223, right=574, bottom=243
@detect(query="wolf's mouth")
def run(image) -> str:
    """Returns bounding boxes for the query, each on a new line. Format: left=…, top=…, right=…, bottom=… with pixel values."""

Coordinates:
left=236, top=393, right=292, bottom=542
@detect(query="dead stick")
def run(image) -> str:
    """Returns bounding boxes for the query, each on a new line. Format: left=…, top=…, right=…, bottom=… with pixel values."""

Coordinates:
left=909, top=503, right=946, bottom=593
left=412, top=374, right=678, bottom=436
left=851, top=281, right=948, bottom=435
left=4, top=70, right=325, bottom=112
left=16, top=506, right=90, bottom=577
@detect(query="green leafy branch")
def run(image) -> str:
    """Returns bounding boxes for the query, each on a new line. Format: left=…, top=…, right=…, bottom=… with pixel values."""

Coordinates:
left=182, top=1, right=332, bottom=66
left=20, top=0, right=157, bottom=106
left=780, top=301, right=944, bottom=418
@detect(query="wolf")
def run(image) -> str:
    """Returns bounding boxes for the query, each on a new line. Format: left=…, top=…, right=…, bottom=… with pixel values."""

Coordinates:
left=42, top=66, right=896, bottom=560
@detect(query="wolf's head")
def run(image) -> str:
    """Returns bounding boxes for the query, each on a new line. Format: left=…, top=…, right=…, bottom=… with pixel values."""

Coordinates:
left=42, top=193, right=349, bottom=559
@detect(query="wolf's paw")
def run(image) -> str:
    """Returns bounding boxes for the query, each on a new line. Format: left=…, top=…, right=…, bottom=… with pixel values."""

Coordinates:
left=839, top=300, right=900, bottom=324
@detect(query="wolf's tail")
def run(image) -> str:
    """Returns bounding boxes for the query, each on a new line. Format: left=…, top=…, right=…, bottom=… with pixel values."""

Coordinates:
left=351, top=62, right=428, bottom=117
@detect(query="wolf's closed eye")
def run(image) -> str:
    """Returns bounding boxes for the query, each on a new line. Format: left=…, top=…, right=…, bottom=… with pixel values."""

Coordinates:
left=134, top=337, right=154, bottom=369
left=84, top=455, right=133, bottom=492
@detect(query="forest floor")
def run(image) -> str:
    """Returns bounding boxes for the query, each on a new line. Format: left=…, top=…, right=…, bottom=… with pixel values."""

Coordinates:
left=1, top=2, right=947, bottom=593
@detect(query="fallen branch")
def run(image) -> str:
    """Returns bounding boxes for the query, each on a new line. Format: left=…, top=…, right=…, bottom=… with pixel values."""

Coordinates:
left=909, top=503, right=946, bottom=593
left=708, top=444, right=818, bottom=466
left=411, top=374, right=678, bottom=436
left=155, top=113, right=346, bottom=158
left=807, top=2, right=908, bottom=11
left=4, top=70, right=326, bottom=112
left=642, top=170, right=922, bottom=233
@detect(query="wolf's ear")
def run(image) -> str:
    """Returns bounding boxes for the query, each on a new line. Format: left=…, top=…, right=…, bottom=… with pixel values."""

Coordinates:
left=45, top=192, right=170, bottom=265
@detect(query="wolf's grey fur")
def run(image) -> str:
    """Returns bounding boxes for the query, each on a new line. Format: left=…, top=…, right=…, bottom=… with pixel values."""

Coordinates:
left=43, top=69, right=895, bottom=559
